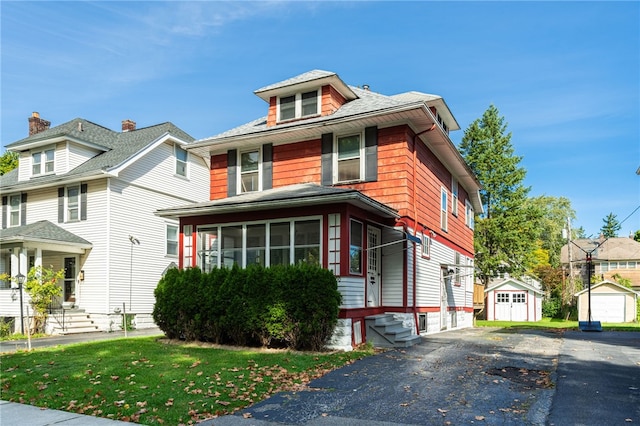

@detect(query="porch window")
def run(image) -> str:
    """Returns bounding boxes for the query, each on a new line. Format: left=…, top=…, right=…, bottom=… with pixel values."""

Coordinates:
left=349, top=219, right=363, bottom=274
left=240, top=150, right=260, bottom=193
left=166, top=224, right=178, bottom=256
left=336, top=134, right=362, bottom=182
left=196, top=218, right=321, bottom=269
left=183, top=224, right=193, bottom=267
left=9, top=194, right=21, bottom=227
left=175, top=144, right=188, bottom=177
left=32, top=147, right=55, bottom=176
left=440, top=188, right=448, bottom=231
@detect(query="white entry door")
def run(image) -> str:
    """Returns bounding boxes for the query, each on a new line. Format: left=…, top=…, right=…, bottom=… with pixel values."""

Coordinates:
left=367, top=226, right=381, bottom=307
left=495, top=292, right=527, bottom=321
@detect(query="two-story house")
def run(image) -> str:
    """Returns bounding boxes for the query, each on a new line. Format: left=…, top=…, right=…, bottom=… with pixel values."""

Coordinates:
left=157, top=70, right=483, bottom=349
left=0, top=113, right=209, bottom=333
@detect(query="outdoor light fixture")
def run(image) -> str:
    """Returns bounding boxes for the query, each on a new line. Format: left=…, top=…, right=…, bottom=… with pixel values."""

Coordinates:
left=79, top=270, right=85, bottom=281
left=15, top=273, right=25, bottom=334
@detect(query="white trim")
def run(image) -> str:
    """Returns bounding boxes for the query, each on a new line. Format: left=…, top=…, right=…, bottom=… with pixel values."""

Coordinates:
left=237, top=147, right=262, bottom=193
left=333, top=131, right=364, bottom=184
left=276, top=89, right=321, bottom=122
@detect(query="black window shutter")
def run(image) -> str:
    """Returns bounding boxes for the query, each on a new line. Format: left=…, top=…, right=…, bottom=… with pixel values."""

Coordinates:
left=20, top=193, right=27, bottom=225
left=80, top=183, right=88, bottom=221
left=1, top=196, right=7, bottom=229
left=364, top=126, right=378, bottom=182
left=262, top=143, right=273, bottom=190
left=227, top=149, right=237, bottom=197
left=58, top=187, right=65, bottom=223
left=321, top=133, right=333, bottom=186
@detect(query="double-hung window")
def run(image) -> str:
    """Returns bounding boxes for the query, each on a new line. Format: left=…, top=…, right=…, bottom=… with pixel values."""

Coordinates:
left=465, top=201, right=475, bottom=229
left=240, top=150, right=260, bottom=193
left=66, top=185, right=80, bottom=221
left=9, top=194, right=21, bottom=227
left=278, top=90, right=319, bottom=122
left=32, top=148, right=55, bottom=176
left=440, top=188, right=448, bottom=231
left=166, top=224, right=178, bottom=256
left=451, top=178, right=459, bottom=216
left=422, top=234, right=431, bottom=258
left=336, top=134, right=362, bottom=182
left=175, top=145, right=188, bottom=177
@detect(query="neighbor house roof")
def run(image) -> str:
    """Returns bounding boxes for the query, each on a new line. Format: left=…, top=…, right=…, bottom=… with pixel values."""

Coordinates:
left=0, top=220, right=92, bottom=249
left=560, top=237, right=640, bottom=263
left=1, top=120, right=195, bottom=192
left=156, top=183, right=399, bottom=220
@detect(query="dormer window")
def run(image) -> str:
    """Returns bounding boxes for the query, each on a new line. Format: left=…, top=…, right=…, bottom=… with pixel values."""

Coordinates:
left=277, top=90, right=319, bottom=122
left=32, top=147, right=55, bottom=176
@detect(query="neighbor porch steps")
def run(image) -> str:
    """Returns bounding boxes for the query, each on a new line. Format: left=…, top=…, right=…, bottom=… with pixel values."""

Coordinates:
left=365, top=314, right=422, bottom=348
left=50, top=309, right=99, bottom=335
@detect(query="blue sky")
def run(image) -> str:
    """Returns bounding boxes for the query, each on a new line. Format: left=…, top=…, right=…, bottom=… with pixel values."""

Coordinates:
left=2, top=1, right=639, bottom=237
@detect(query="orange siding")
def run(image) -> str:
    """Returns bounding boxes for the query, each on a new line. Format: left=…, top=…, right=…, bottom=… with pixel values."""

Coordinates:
left=322, top=85, right=347, bottom=116
left=267, top=96, right=277, bottom=127
left=210, top=154, right=227, bottom=200
left=273, top=140, right=322, bottom=187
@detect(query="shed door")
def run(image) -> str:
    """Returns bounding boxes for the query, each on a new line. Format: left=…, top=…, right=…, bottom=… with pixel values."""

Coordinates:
left=495, top=292, right=527, bottom=321
left=591, top=294, right=624, bottom=322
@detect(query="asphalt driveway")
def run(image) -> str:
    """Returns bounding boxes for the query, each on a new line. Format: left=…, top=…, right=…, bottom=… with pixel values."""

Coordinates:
left=208, top=327, right=639, bottom=426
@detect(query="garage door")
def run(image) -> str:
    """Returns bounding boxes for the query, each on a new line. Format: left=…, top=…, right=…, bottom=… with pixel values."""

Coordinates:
left=590, top=294, right=624, bottom=322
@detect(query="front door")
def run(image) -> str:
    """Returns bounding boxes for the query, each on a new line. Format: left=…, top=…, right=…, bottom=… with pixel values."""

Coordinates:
left=367, top=226, right=381, bottom=307
left=63, top=257, right=76, bottom=303
left=441, top=267, right=449, bottom=330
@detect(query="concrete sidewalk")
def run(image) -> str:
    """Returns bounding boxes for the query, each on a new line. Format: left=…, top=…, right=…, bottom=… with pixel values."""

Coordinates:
left=0, top=400, right=132, bottom=425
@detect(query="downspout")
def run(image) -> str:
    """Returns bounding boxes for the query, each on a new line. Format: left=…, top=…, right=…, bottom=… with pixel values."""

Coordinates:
left=411, top=124, right=437, bottom=334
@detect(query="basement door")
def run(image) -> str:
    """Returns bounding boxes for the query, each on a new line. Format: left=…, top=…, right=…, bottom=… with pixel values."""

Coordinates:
left=367, top=226, right=381, bottom=307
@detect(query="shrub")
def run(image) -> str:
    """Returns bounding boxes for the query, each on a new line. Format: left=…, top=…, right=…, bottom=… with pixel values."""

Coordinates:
left=153, top=263, right=341, bottom=350
left=542, top=298, right=562, bottom=318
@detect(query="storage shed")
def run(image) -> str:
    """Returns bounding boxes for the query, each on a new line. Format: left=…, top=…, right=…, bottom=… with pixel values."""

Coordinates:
left=575, top=280, right=639, bottom=323
left=485, top=278, right=543, bottom=322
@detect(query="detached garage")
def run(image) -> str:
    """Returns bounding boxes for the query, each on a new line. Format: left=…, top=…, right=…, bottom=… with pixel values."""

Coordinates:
left=575, top=280, right=639, bottom=323
left=485, top=278, right=543, bottom=322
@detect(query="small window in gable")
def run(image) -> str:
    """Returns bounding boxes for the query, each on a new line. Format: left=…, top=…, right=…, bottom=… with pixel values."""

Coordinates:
left=32, top=148, right=55, bottom=176
left=336, top=133, right=362, bottom=183
left=240, top=149, right=260, bottom=193
left=175, top=145, right=188, bottom=177
left=440, top=188, right=448, bottom=231
left=277, top=90, right=319, bottom=122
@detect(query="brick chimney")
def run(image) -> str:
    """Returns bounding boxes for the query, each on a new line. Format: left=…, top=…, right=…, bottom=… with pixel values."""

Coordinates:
left=122, top=119, right=136, bottom=132
left=28, top=112, right=51, bottom=136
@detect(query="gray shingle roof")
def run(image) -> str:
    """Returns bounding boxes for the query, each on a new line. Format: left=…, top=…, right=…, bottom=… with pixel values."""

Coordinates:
left=254, top=69, right=337, bottom=93
left=1, top=120, right=194, bottom=191
left=0, top=220, right=92, bottom=247
left=156, top=183, right=399, bottom=219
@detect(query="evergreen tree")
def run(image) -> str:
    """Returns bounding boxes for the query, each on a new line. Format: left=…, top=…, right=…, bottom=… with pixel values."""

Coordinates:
left=459, top=105, right=541, bottom=285
left=600, top=212, right=621, bottom=238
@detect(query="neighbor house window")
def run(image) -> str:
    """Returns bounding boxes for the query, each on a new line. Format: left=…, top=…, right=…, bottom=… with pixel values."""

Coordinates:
left=422, top=234, right=431, bottom=258
left=440, top=188, right=448, bottom=231
left=278, top=90, right=319, bottom=122
left=32, top=148, right=54, bottom=176
left=350, top=220, right=363, bottom=274
left=166, top=224, right=178, bottom=256
left=336, top=134, right=362, bottom=182
left=66, top=185, right=80, bottom=221
left=175, top=145, right=188, bottom=177
left=9, top=194, right=21, bottom=227
left=240, top=150, right=260, bottom=193
left=451, top=178, right=459, bottom=216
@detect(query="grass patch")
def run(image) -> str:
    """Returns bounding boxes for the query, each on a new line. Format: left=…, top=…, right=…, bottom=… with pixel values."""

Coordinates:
left=1, top=336, right=373, bottom=424
left=476, top=317, right=640, bottom=331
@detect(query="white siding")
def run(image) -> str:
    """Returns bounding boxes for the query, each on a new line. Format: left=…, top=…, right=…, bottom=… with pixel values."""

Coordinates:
left=338, top=276, right=365, bottom=308
left=381, top=227, right=403, bottom=306
left=67, top=141, right=102, bottom=172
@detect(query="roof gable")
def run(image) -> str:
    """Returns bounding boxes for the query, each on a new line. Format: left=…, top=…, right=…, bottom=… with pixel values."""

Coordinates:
left=485, top=277, right=544, bottom=295
left=574, top=280, right=640, bottom=296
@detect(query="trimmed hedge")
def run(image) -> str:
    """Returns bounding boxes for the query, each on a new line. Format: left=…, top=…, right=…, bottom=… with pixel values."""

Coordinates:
left=153, top=264, right=341, bottom=351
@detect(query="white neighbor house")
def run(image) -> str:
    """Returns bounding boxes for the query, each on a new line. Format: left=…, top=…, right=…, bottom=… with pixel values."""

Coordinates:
left=0, top=113, right=209, bottom=333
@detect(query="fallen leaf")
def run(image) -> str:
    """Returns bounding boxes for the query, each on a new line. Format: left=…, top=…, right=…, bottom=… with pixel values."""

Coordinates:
left=475, top=415, right=485, bottom=420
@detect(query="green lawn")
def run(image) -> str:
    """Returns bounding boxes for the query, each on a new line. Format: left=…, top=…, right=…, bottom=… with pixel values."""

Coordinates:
left=1, top=336, right=372, bottom=424
left=476, top=317, right=640, bottom=331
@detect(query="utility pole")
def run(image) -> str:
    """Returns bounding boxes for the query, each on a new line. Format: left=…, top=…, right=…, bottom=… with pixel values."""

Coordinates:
left=566, top=217, right=574, bottom=303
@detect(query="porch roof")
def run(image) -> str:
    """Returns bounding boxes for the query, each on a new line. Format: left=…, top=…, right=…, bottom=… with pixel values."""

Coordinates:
left=0, top=220, right=93, bottom=251
left=155, top=183, right=400, bottom=220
